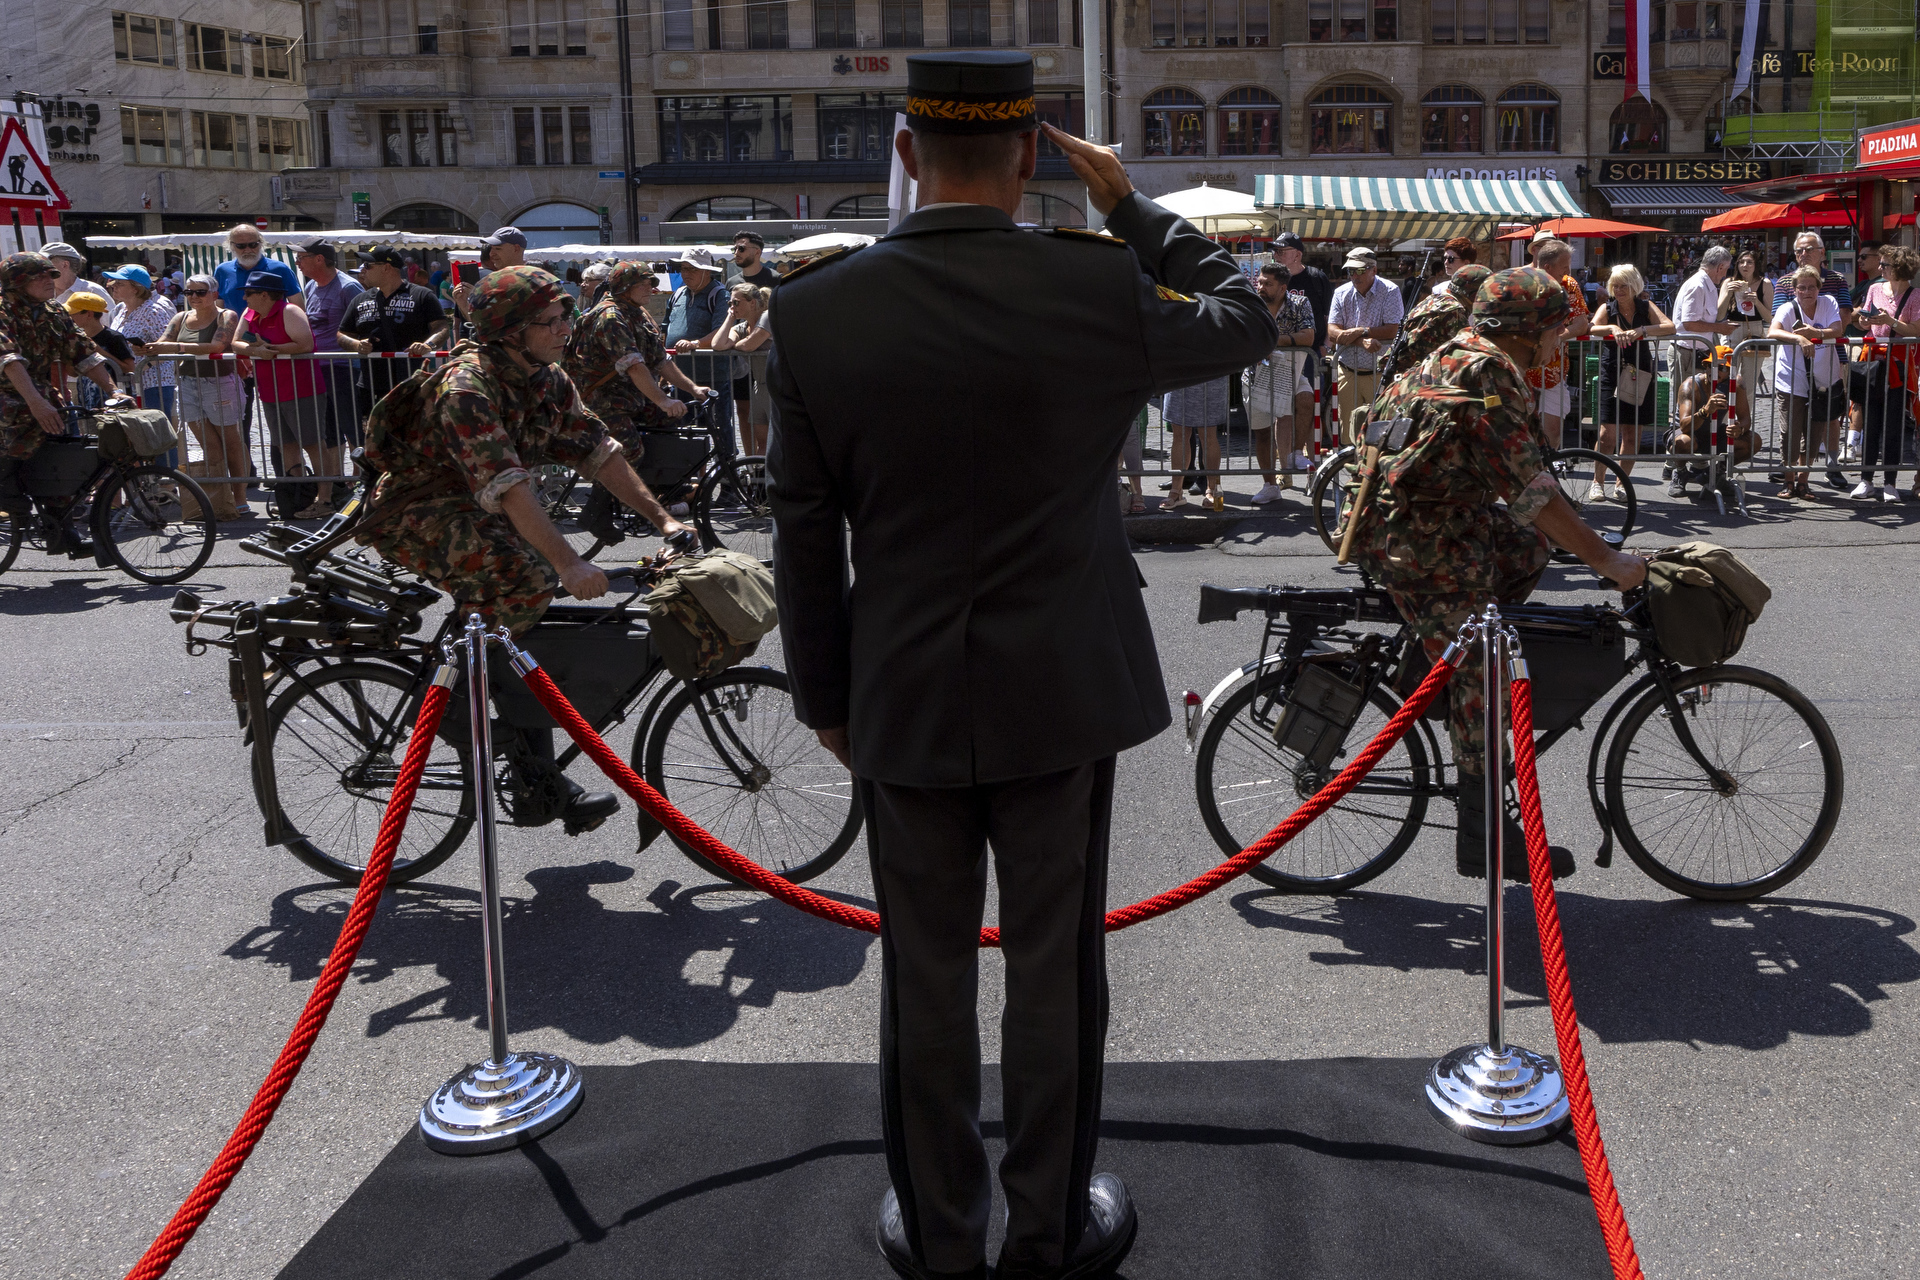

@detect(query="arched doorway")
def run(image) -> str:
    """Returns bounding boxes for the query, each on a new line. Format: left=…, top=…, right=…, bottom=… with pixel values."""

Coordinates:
left=514, top=201, right=604, bottom=248
left=377, top=203, right=479, bottom=234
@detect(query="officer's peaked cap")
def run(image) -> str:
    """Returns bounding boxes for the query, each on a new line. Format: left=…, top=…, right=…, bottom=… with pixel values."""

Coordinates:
left=906, top=51, right=1037, bottom=135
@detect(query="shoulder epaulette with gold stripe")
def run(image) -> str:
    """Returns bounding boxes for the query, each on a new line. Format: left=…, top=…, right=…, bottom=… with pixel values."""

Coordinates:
left=1049, top=226, right=1128, bottom=248
left=780, top=245, right=866, bottom=283
left=1155, top=284, right=1195, bottom=303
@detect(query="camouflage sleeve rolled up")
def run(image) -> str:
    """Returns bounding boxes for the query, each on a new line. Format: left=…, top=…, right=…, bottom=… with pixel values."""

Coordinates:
left=434, top=377, right=532, bottom=514
left=531, top=364, right=620, bottom=480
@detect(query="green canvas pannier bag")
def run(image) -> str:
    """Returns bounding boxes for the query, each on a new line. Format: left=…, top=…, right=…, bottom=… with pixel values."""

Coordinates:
left=94, top=407, right=179, bottom=462
left=645, top=549, right=778, bottom=681
left=1644, top=541, right=1772, bottom=668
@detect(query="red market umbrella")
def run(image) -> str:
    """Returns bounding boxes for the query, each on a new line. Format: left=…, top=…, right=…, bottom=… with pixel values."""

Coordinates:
left=1496, top=216, right=1669, bottom=241
left=1701, top=202, right=1855, bottom=231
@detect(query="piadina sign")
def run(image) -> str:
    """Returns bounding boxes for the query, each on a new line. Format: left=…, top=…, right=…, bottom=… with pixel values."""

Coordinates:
left=1858, top=118, right=1920, bottom=168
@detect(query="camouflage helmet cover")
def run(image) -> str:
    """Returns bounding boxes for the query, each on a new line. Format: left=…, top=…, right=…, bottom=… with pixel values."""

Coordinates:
left=1444, top=264, right=1492, bottom=309
left=467, top=264, right=569, bottom=342
left=1, top=252, right=57, bottom=297
left=607, top=261, right=653, bottom=299
left=1471, top=267, right=1572, bottom=338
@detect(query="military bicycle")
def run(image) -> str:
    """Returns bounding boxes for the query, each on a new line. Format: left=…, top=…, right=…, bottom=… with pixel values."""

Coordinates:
left=169, top=502, right=857, bottom=888
left=1186, top=582, right=1842, bottom=902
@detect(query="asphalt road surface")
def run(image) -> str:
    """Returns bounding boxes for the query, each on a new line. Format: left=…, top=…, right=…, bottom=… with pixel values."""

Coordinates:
left=3, top=477, right=1916, bottom=1279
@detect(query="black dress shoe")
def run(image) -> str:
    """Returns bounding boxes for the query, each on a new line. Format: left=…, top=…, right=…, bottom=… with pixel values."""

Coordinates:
left=997, top=1173, right=1138, bottom=1280
left=560, top=786, right=619, bottom=836
left=875, top=1188, right=988, bottom=1280
left=1455, top=789, right=1574, bottom=883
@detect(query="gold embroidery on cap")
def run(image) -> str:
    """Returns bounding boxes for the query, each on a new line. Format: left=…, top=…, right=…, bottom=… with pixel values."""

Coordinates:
left=907, top=95, right=1038, bottom=123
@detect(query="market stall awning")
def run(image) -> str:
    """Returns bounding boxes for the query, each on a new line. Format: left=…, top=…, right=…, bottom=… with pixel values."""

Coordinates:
left=1700, top=203, right=1855, bottom=232
left=1495, top=216, right=1671, bottom=241
left=1251, top=174, right=1583, bottom=241
left=83, top=229, right=488, bottom=275
left=1722, top=162, right=1920, bottom=202
left=1594, top=185, right=1752, bottom=215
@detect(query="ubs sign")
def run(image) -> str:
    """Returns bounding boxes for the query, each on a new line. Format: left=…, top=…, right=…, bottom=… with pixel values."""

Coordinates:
left=1599, top=159, right=1769, bottom=184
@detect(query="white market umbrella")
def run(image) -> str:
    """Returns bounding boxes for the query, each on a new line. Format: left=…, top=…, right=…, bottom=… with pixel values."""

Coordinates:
left=1154, top=184, right=1276, bottom=236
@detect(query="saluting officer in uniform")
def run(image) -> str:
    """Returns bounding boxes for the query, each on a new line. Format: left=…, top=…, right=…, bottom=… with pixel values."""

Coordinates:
left=768, top=51, right=1276, bottom=1280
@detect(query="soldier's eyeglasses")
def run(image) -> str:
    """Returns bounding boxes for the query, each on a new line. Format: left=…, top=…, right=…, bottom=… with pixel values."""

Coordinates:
left=531, top=315, right=573, bottom=334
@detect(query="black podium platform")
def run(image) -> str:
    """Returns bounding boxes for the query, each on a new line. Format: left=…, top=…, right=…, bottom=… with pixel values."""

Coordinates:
left=279, top=1057, right=1609, bottom=1279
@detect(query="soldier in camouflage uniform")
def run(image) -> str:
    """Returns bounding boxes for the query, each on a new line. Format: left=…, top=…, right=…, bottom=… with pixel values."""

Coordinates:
left=561, top=261, right=715, bottom=541
left=1350, top=268, right=1647, bottom=879
left=357, top=264, right=696, bottom=834
left=358, top=264, right=692, bottom=633
left=0, top=253, right=127, bottom=532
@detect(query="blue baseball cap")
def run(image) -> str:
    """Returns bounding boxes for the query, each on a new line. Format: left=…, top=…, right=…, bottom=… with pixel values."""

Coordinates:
left=103, top=264, right=153, bottom=288
left=242, top=268, right=288, bottom=294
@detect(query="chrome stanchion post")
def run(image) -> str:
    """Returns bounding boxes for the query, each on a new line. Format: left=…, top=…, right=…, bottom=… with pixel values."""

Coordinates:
left=419, top=614, right=584, bottom=1155
left=1426, top=606, right=1570, bottom=1146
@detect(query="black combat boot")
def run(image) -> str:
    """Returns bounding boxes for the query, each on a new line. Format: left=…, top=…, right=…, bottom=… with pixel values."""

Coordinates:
left=1455, top=783, right=1574, bottom=882
left=0, top=455, right=22, bottom=521
left=521, top=728, right=619, bottom=835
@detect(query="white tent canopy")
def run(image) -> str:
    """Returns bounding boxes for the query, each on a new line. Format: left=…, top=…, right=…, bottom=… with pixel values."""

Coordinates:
left=448, top=244, right=731, bottom=263
left=84, top=229, right=487, bottom=251
left=1154, top=184, right=1277, bottom=236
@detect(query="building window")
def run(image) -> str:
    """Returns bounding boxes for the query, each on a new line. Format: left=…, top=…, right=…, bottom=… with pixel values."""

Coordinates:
left=508, top=0, right=588, bottom=56
left=409, top=109, right=433, bottom=165
left=1311, top=0, right=1395, bottom=41
left=828, top=194, right=891, bottom=217
left=379, top=204, right=480, bottom=234
left=121, top=106, right=183, bottom=165
left=191, top=112, right=249, bottom=169
left=816, top=0, right=855, bottom=46
left=317, top=111, right=332, bottom=167
left=1030, top=0, right=1060, bottom=43
left=747, top=0, right=789, bottom=48
left=1432, top=0, right=1538, bottom=42
left=569, top=106, right=593, bottom=164
left=819, top=93, right=908, bottom=161
left=1420, top=84, right=1482, bottom=153
left=255, top=34, right=298, bottom=81
left=1610, top=99, right=1667, bottom=153
left=542, top=107, right=565, bottom=165
left=949, top=0, right=990, bottom=46
left=256, top=116, right=308, bottom=170
left=435, top=110, right=458, bottom=164
left=1019, top=193, right=1086, bottom=227
left=514, top=107, right=537, bottom=164
left=1151, top=0, right=1268, bottom=46
left=418, top=24, right=439, bottom=54
left=1606, top=0, right=1625, bottom=43
left=383, top=111, right=407, bottom=166
left=1217, top=87, right=1280, bottom=156
left=1430, top=0, right=1493, bottom=41
left=1141, top=88, right=1206, bottom=158
left=670, top=196, right=791, bottom=221
left=664, top=0, right=695, bottom=49
left=883, top=0, right=925, bottom=46
left=305, top=2, right=326, bottom=59
left=112, top=12, right=177, bottom=66
left=1034, top=92, right=1085, bottom=156
left=1495, top=84, right=1557, bottom=152
left=1309, top=84, right=1393, bottom=155
left=185, top=24, right=243, bottom=75
left=658, top=96, right=795, bottom=164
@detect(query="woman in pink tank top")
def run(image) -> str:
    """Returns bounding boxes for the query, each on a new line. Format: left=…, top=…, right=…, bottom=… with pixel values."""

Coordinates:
left=231, top=271, right=340, bottom=516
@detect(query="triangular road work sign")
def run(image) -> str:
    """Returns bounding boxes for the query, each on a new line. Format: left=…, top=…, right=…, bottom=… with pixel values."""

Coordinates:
left=0, top=116, right=71, bottom=210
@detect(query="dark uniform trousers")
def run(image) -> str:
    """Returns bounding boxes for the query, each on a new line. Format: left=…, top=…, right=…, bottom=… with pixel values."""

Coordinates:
left=865, top=758, right=1114, bottom=1275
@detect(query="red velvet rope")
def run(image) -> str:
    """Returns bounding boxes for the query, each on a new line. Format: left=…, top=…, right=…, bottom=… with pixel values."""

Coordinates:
left=1510, top=677, right=1647, bottom=1280
left=122, top=683, right=454, bottom=1280
left=522, top=653, right=1458, bottom=946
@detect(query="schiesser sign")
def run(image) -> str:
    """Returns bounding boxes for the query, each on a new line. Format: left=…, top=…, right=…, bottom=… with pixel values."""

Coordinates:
left=1859, top=119, right=1920, bottom=168
left=1598, top=159, right=1768, bottom=184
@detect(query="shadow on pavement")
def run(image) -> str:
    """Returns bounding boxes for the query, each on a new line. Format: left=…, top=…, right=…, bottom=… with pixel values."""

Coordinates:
left=226, top=860, right=876, bottom=1049
left=1231, top=888, right=1920, bottom=1050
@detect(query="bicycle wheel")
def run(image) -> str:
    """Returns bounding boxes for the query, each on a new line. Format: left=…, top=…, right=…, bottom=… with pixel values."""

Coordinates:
left=0, top=506, right=21, bottom=575
left=1546, top=448, right=1636, bottom=544
left=1308, top=446, right=1359, bottom=555
left=1604, top=665, right=1843, bottom=901
left=641, top=665, right=861, bottom=885
left=263, top=661, right=475, bottom=885
left=1195, top=674, right=1433, bottom=893
left=92, top=465, right=216, bottom=584
left=695, top=454, right=773, bottom=565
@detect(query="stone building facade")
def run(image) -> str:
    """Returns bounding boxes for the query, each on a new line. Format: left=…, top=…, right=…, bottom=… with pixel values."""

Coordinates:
left=1, top=0, right=313, bottom=264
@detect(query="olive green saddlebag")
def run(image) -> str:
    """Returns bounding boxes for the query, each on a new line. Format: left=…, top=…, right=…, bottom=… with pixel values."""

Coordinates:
left=645, top=549, right=778, bottom=681
left=1644, top=541, right=1772, bottom=668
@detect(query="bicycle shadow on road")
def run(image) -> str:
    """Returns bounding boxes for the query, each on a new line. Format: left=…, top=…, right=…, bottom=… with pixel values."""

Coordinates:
left=1232, top=888, right=1920, bottom=1050
left=0, top=568, right=214, bottom=615
left=225, top=860, right=876, bottom=1050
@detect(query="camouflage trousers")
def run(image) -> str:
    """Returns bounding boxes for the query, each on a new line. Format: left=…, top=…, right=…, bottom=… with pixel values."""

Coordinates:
left=1, top=413, right=49, bottom=460
left=1390, top=523, right=1549, bottom=779
left=366, top=495, right=555, bottom=635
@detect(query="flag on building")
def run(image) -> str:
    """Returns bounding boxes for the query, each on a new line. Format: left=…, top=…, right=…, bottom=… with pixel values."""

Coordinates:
left=1624, top=0, right=1652, bottom=104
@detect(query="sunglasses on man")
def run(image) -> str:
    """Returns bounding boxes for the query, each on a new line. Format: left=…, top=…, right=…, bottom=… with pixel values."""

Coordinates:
left=184, top=288, right=211, bottom=296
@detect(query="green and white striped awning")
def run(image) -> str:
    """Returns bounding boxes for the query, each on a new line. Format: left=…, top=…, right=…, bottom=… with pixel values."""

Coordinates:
left=1252, top=175, right=1585, bottom=242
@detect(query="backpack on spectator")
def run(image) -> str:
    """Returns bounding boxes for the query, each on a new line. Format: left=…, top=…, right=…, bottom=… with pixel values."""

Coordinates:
left=1643, top=541, right=1772, bottom=668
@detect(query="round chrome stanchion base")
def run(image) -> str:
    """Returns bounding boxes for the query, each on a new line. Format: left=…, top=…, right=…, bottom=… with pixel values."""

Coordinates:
left=418, top=1051, right=585, bottom=1155
left=1426, top=1041, right=1570, bottom=1146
